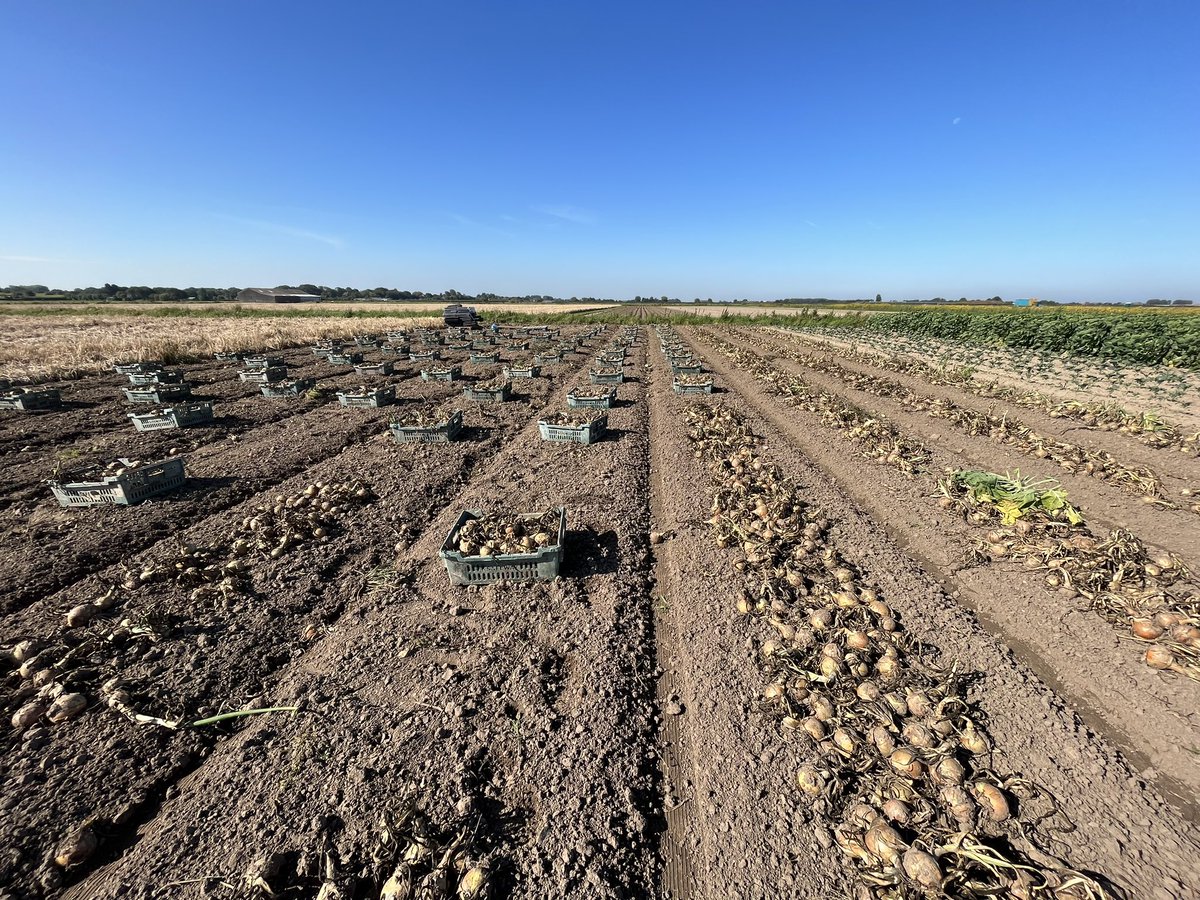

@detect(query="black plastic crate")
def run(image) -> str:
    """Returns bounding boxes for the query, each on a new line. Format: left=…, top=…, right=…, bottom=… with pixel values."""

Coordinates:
left=260, top=378, right=315, bottom=398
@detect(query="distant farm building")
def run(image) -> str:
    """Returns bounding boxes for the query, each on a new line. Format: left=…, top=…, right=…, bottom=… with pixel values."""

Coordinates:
left=1012, top=298, right=1038, bottom=308
left=236, top=288, right=322, bottom=303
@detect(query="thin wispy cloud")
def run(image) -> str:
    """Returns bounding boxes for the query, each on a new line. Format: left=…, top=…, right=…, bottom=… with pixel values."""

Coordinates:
left=952, top=116, right=962, bottom=125
left=533, top=204, right=597, bottom=225
left=214, top=214, right=344, bottom=248
left=0, top=254, right=89, bottom=264
left=804, top=220, right=818, bottom=228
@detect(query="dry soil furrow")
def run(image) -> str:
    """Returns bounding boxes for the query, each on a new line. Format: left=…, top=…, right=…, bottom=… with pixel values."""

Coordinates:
left=58, top=328, right=665, bottom=900
left=764, top=328, right=1200, bottom=478
left=715, top=328, right=1200, bottom=567
left=644, top=339, right=844, bottom=900
left=0, top=348, right=593, bottom=616
left=667, top=329, right=1200, bottom=899
left=682, top=327, right=1200, bottom=822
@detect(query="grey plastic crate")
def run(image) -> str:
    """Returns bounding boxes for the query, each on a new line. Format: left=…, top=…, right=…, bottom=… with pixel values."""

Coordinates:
left=328, top=351, right=364, bottom=365
left=538, top=415, right=607, bottom=445
left=471, top=338, right=498, bottom=348
left=421, top=366, right=461, bottom=382
left=439, top=508, right=567, bottom=585
left=503, top=365, right=540, bottom=379
left=469, top=353, right=500, bottom=364
left=0, top=388, right=62, bottom=411
left=128, top=402, right=214, bottom=431
left=244, top=356, right=285, bottom=371
left=379, top=344, right=410, bottom=356
left=507, top=341, right=529, bottom=351
left=124, top=384, right=193, bottom=404
left=533, top=352, right=562, bottom=365
left=389, top=410, right=464, bottom=444
left=671, top=362, right=704, bottom=374
left=113, top=362, right=163, bottom=376
left=49, top=457, right=186, bottom=507
left=337, top=386, right=396, bottom=408
left=597, top=352, right=626, bottom=365
left=214, top=351, right=245, bottom=361
left=312, top=344, right=343, bottom=357
left=447, top=342, right=473, bottom=351
left=239, top=367, right=287, bottom=383
left=410, top=350, right=443, bottom=361
left=386, top=330, right=409, bottom=341
left=354, top=334, right=380, bottom=346
left=260, top=378, right=315, bottom=398
left=463, top=382, right=511, bottom=403
left=566, top=387, right=617, bottom=409
left=354, top=361, right=394, bottom=376
left=673, top=378, right=714, bottom=395
left=589, top=371, right=625, bottom=385
left=127, top=369, right=185, bottom=386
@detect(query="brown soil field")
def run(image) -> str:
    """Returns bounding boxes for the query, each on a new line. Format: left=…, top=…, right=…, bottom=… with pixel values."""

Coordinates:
left=2, top=324, right=1199, bottom=900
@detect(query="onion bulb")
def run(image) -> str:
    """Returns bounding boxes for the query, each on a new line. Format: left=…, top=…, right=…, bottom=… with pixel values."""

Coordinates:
left=889, top=747, right=923, bottom=779
left=902, top=848, right=942, bottom=890
left=1131, top=618, right=1163, bottom=640
left=796, top=765, right=826, bottom=795
left=972, top=781, right=1010, bottom=822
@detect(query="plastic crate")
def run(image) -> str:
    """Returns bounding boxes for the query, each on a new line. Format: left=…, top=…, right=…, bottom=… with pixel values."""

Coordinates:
left=421, top=367, right=461, bottom=382
left=214, top=351, right=245, bottom=361
left=386, top=330, right=409, bottom=341
left=124, top=384, right=192, bottom=404
left=128, top=402, right=214, bottom=431
left=337, top=386, right=396, bottom=408
left=463, top=382, right=511, bottom=403
left=244, top=356, right=285, bottom=370
left=389, top=410, right=464, bottom=444
left=410, top=350, right=443, bottom=361
left=566, top=387, right=617, bottom=409
left=312, top=345, right=343, bottom=357
left=533, top=352, right=561, bottom=365
left=503, top=365, right=540, bottom=379
left=260, top=378, right=315, bottom=398
left=239, top=367, right=287, bottom=383
left=671, top=362, right=704, bottom=374
left=507, top=341, right=529, bottom=351
left=49, top=457, right=186, bottom=507
left=113, top=362, right=162, bottom=376
left=379, top=344, right=410, bottom=356
left=589, top=371, right=625, bottom=385
left=469, top=353, right=500, bottom=364
left=354, top=335, right=380, bottom=346
left=447, top=342, right=473, bottom=351
left=0, top=388, right=62, bottom=411
left=439, top=508, right=567, bottom=585
left=354, top=361, right=394, bottom=376
left=327, top=352, right=364, bottom=365
left=673, top=379, right=714, bottom=395
left=127, top=369, right=185, bottom=386
left=538, top=415, right=607, bottom=445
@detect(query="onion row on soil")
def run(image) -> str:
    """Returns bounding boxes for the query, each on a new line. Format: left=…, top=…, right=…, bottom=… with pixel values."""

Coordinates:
left=693, top=330, right=1200, bottom=691
left=778, top=330, right=1200, bottom=458
left=4, top=478, right=375, bottom=749
left=939, top=475, right=1200, bottom=682
left=736, top=329, right=1192, bottom=512
left=676, top=391, right=1113, bottom=899
left=700, top=332, right=931, bottom=478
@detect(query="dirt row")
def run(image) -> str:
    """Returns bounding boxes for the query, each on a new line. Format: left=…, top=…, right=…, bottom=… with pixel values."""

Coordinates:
left=681, top=325, right=1200, bottom=820
left=2, top=331, right=624, bottom=897
left=728, top=328, right=1200, bottom=565
left=769, top=329, right=1200, bottom=480
left=0, top=345, right=590, bottom=616
left=652, top=329, right=1200, bottom=898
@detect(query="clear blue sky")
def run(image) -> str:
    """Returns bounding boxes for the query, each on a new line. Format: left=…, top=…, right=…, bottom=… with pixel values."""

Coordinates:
left=2, top=1, right=1197, bottom=301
